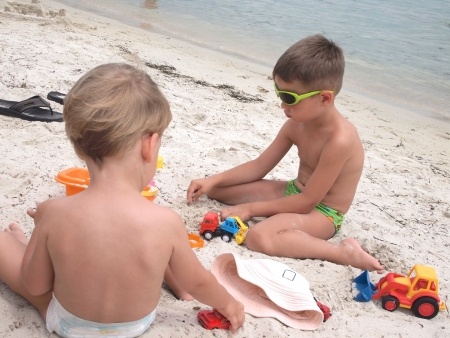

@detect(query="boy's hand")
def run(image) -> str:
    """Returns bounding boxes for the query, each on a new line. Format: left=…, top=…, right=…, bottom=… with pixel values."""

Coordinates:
left=220, top=204, right=252, bottom=222
left=187, top=177, right=214, bottom=204
left=216, top=300, right=245, bottom=334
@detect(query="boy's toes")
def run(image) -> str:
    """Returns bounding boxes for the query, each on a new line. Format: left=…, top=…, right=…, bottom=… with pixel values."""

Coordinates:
left=27, top=208, right=36, bottom=219
left=4, top=222, right=19, bottom=232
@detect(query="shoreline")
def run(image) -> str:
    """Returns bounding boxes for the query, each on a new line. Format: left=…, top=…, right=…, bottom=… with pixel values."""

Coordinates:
left=0, top=1, right=449, bottom=337
left=54, top=0, right=450, bottom=123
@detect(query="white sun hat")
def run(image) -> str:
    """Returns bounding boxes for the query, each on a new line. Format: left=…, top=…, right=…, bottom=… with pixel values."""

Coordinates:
left=211, top=253, right=324, bottom=330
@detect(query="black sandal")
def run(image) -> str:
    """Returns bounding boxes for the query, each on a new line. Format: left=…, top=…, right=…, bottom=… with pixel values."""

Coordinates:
left=47, top=91, right=66, bottom=105
left=0, top=96, right=63, bottom=122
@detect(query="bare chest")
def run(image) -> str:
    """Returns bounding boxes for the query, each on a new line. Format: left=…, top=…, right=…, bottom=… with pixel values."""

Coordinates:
left=294, top=131, right=327, bottom=168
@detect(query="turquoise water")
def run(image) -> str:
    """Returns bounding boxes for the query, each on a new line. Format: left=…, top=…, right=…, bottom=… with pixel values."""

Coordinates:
left=55, top=0, right=450, bottom=121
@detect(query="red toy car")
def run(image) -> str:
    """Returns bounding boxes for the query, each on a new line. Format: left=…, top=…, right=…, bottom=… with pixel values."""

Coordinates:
left=315, top=298, right=332, bottom=322
left=197, top=309, right=231, bottom=330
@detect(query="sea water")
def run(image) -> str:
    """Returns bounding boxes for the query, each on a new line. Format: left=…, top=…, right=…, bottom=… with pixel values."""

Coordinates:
left=55, top=0, right=450, bottom=121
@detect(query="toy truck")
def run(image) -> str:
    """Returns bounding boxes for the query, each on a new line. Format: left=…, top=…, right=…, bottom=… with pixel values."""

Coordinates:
left=371, top=264, right=446, bottom=319
left=199, top=212, right=248, bottom=244
left=197, top=309, right=231, bottom=330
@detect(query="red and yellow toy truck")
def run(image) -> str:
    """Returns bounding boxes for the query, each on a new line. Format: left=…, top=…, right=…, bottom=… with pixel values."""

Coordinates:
left=371, top=264, right=446, bottom=319
left=199, top=211, right=248, bottom=244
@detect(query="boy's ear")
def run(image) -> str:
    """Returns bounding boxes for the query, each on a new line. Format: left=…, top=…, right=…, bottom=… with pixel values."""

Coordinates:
left=141, top=133, right=159, bottom=163
left=320, top=91, right=334, bottom=104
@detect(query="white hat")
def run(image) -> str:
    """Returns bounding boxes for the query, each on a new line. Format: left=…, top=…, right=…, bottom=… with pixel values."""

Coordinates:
left=211, top=253, right=324, bottom=330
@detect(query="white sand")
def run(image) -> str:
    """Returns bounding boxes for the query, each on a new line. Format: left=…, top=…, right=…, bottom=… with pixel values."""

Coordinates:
left=0, top=1, right=449, bottom=337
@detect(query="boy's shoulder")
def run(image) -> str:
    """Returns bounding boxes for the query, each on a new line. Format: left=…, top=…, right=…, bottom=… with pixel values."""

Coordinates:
left=329, top=114, right=362, bottom=151
left=336, top=112, right=361, bottom=140
left=33, top=198, right=61, bottom=220
left=144, top=202, right=183, bottom=224
left=127, top=200, right=186, bottom=233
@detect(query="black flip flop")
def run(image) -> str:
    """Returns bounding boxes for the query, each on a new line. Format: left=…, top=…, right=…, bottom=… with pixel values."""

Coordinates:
left=47, top=91, right=66, bottom=105
left=0, top=96, right=63, bottom=122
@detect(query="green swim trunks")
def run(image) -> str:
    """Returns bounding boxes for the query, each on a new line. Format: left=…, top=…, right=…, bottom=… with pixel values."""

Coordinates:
left=285, top=179, right=344, bottom=235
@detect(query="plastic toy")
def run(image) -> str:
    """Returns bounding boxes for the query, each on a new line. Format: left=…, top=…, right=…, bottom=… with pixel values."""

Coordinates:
left=233, top=216, right=249, bottom=245
left=197, top=309, right=230, bottom=330
left=55, top=167, right=90, bottom=196
left=140, top=180, right=159, bottom=202
left=314, top=298, right=332, bottom=322
left=157, top=155, right=164, bottom=169
left=188, top=233, right=204, bottom=249
left=55, top=167, right=158, bottom=202
left=353, top=264, right=446, bottom=319
left=199, top=212, right=248, bottom=244
left=353, top=270, right=376, bottom=302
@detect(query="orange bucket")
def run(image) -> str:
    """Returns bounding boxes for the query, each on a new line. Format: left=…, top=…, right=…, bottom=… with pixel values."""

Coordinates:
left=55, top=167, right=158, bottom=201
left=55, top=167, right=90, bottom=196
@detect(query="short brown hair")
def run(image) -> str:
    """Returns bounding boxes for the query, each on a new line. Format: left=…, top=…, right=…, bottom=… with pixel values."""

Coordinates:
left=64, top=63, right=172, bottom=165
left=273, top=34, right=345, bottom=94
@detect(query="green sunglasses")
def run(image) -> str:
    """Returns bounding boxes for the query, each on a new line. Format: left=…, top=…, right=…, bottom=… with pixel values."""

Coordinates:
left=274, top=83, right=332, bottom=105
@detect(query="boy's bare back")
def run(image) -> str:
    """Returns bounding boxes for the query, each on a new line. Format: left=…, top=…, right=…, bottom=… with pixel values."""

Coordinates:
left=32, top=192, right=180, bottom=322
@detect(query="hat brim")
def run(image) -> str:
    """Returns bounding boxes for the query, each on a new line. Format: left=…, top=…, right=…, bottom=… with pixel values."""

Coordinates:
left=211, top=253, right=324, bottom=330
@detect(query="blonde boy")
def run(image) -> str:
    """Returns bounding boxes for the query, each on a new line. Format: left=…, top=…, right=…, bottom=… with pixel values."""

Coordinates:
left=0, top=63, right=244, bottom=337
left=187, top=35, right=383, bottom=273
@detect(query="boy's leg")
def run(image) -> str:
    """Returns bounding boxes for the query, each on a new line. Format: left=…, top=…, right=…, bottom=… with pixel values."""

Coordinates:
left=208, top=179, right=287, bottom=205
left=245, top=212, right=383, bottom=272
left=0, top=223, right=52, bottom=318
left=163, top=266, right=194, bottom=301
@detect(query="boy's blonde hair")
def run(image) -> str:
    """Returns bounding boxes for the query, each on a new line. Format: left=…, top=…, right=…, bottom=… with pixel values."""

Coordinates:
left=64, top=63, right=172, bottom=165
left=273, top=34, right=345, bottom=94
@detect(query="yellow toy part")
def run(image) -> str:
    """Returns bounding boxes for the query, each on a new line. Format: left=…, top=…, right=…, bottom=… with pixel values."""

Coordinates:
left=140, top=185, right=159, bottom=202
left=157, top=155, right=164, bottom=169
left=231, top=216, right=249, bottom=245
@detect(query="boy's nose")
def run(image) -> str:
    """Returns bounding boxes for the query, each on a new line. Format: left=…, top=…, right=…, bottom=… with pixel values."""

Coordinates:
left=280, top=101, right=288, bottom=109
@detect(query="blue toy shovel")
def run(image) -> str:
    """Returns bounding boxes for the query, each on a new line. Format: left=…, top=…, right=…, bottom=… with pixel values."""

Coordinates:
left=353, top=270, right=377, bottom=302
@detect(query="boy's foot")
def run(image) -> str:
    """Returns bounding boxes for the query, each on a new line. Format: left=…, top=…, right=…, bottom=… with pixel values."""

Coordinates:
left=4, top=222, right=29, bottom=245
left=340, top=238, right=383, bottom=273
left=164, top=282, right=194, bottom=301
left=173, top=289, right=194, bottom=302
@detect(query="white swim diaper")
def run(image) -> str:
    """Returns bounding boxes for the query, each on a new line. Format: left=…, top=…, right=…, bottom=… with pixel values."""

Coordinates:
left=46, top=294, right=155, bottom=338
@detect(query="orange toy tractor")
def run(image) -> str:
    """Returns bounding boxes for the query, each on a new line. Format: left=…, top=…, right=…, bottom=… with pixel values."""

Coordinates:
left=355, top=264, right=446, bottom=319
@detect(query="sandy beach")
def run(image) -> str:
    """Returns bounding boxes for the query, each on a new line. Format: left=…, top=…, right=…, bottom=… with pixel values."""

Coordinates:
left=0, top=1, right=449, bottom=337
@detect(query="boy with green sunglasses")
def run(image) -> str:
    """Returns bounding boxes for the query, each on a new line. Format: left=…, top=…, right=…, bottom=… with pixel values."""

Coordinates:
left=187, top=34, right=383, bottom=273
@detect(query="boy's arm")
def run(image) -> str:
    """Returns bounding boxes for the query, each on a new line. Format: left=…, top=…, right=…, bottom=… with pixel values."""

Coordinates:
left=187, top=123, right=293, bottom=203
left=166, top=214, right=245, bottom=332
left=21, top=202, right=55, bottom=296
left=223, top=136, right=351, bottom=219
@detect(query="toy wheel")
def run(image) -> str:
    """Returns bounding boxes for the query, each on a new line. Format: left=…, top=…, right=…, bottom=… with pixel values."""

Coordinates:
left=412, top=297, right=439, bottom=319
left=381, top=296, right=399, bottom=312
left=203, top=231, right=214, bottom=241
left=221, top=234, right=231, bottom=242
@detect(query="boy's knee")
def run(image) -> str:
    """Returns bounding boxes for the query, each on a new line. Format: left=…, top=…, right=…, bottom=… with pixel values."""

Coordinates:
left=205, top=187, right=223, bottom=202
left=245, top=227, right=276, bottom=256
